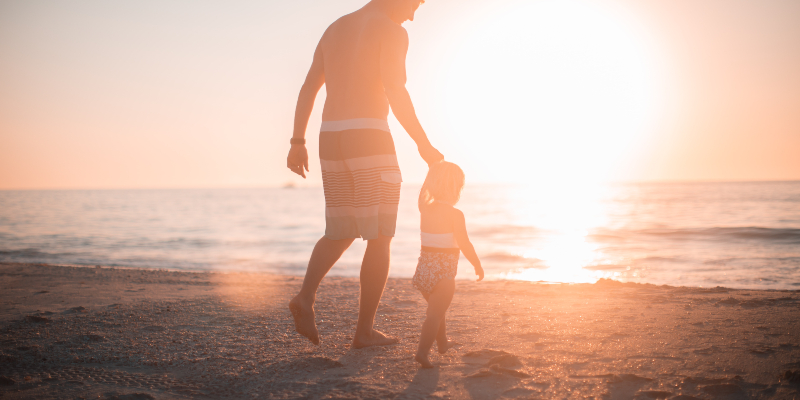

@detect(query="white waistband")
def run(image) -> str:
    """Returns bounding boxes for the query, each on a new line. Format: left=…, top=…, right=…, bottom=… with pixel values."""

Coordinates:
left=321, top=118, right=390, bottom=133
left=421, top=232, right=459, bottom=248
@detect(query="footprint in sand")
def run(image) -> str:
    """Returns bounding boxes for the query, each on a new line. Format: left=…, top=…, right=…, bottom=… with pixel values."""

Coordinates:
left=740, top=299, right=767, bottom=308
left=25, top=315, right=50, bottom=323
left=378, top=305, right=397, bottom=314
left=693, top=345, right=719, bottom=355
left=463, top=349, right=527, bottom=377
left=82, top=334, right=106, bottom=343
left=502, top=387, right=539, bottom=397
left=463, top=349, right=510, bottom=364
left=717, top=297, right=739, bottom=306
left=289, top=357, right=344, bottom=370
left=486, top=354, right=523, bottom=369
left=701, top=383, right=744, bottom=396
left=141, top=325, right=166, bottom=333
left=749, top=346, right=775, bottom=355
left=467, top=365, right=530, bottom=379
left=636, top=390, right=673, bottom=399
left=516, top=332, right=542, bottom=342
left=608, top=374, right=653, bottom=383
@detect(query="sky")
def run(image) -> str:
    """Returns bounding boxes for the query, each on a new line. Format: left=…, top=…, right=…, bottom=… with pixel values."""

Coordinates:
left=1, top=0, right=798, bottom=190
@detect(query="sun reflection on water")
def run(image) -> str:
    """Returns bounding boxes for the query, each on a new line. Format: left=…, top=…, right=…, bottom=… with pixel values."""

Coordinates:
left=498, top=182, right=620, bottom=284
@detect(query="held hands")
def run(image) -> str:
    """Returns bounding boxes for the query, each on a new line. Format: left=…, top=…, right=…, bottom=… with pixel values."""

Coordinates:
left=419, top=143, right=444, bottom=166
left=287, top=144, right=309, bottom=178
left=475, top=266, right=484, bottom=282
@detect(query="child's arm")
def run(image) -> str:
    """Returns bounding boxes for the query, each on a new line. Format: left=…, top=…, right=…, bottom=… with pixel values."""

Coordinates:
left=452, top=208, right=484, bottom=281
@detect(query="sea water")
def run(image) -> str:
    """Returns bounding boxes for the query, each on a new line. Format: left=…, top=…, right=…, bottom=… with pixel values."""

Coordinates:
left=1, top=182, right=798, bottom=289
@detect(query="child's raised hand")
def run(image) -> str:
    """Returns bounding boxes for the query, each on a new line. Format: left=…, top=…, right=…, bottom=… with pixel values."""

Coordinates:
left=475, top=266, right=484, bottom=282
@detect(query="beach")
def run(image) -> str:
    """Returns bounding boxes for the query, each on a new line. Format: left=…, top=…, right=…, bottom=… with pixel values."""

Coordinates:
left=0, top=262, right=798, bottom=399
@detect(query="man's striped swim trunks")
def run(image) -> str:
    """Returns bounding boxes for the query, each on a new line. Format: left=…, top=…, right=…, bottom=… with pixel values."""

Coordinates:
left=319, top=118, right=402, bottom=240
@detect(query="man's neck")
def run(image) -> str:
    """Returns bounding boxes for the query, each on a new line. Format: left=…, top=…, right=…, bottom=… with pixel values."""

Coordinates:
left=364, top=0, right=399, bottom=22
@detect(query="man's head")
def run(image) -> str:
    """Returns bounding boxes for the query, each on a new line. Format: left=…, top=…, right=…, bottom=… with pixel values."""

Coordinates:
left=373, top=0, right=425, bottom=24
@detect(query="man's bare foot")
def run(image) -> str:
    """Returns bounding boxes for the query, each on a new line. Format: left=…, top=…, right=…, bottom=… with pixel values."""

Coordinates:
left=415, top=353, right=435, bottom=368
left=351, top=329, right=398, bottom=349
left=288, top=296, right=320, bottom=345
left=437, top=340, right=458, bottom=354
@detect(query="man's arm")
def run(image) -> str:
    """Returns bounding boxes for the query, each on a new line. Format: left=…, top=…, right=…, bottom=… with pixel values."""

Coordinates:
left=380, top=24, right=443, bottom=165
left=287, top=44, right=325, bottom=178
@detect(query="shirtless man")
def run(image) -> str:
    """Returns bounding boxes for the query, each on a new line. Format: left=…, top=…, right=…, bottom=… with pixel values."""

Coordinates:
left=286, top=0, right=443, bottom=348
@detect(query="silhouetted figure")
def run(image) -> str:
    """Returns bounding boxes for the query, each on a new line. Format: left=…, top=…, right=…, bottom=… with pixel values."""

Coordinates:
left=286, top=0, right=443, bottom=348
left=412, top=162, right=484, bottom=367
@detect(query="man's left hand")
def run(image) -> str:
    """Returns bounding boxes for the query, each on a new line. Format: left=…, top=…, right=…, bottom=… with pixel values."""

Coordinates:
left=287, top=144, right=309, bottom=178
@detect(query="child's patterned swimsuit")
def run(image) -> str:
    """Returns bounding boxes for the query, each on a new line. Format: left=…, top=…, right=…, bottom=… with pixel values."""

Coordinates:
left=412, top=232, right=460, bottom=296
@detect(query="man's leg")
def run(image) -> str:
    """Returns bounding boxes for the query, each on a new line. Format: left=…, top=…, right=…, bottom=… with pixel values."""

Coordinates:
left=289, top=236, right=354, bottom=345
left=352, top=234, right=399, bottom=349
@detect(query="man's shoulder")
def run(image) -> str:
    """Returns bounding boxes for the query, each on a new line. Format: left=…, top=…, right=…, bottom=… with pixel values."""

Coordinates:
left=372, top=15, right=407, bottom=39
left=333, top=10, right=407, bottom=39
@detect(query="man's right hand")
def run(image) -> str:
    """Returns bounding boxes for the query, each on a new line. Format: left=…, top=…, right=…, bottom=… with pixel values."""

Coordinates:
left=419, top=144, right=444, bottom=166
left=287, top=144, right=309, bottom=178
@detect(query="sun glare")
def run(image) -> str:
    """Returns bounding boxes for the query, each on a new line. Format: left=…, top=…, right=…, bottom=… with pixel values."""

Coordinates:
left=433, top=0, right=665, bottom=185
left=414, top=0, right=668, bottom=283
left=495, top=183, right=621, bottom=283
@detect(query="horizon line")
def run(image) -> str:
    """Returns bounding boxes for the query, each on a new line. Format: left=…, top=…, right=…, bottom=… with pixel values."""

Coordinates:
left=2, top=178, right=800, bottom=191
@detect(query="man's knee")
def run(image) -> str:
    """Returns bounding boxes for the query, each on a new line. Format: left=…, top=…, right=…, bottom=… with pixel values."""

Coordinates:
left=366, top=234, right=392, bottom=249
left=318, top=236, right=355, bottom=252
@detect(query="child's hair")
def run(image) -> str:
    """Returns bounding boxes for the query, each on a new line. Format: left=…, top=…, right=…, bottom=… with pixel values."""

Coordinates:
left=418, top=161, right=465, bottom=211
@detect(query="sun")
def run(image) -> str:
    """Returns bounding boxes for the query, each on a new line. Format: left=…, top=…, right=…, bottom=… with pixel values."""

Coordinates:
left=430, top=0, right=666, bottom=185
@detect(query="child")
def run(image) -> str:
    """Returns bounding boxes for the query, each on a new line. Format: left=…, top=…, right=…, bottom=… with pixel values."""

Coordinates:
left=412, top=161, right=484, bottom=368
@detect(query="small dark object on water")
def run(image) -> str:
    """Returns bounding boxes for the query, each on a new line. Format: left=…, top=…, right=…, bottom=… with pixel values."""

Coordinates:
left=0, top=376, right=14, bottom=386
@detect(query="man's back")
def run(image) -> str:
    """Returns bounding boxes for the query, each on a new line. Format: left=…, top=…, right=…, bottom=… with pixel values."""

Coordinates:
left=319, top=9, right=397, bottom=121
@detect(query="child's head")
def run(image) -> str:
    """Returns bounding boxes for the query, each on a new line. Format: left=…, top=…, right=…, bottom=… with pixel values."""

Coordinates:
left=419, top=161, right=465, bottom=210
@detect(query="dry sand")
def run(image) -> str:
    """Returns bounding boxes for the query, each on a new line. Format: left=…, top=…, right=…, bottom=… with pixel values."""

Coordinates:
left=1, top=261, right=799, bottom=399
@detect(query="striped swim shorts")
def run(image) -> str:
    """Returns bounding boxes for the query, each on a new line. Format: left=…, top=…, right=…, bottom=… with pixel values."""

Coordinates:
left=319, top=118, right=402, bottom=240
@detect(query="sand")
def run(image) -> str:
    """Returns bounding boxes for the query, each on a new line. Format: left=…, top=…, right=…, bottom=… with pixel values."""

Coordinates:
left=1, top=262, right=799, bottom=399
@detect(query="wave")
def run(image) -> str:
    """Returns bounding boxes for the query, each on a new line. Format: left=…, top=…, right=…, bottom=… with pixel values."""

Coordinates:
left=471, top=225, right=539, bottom=237
left=638, top=227, right=800, bottom=243
left=0, top=248, right=63, bottom=259
left=588, top=227, right=800, bottom=243
left=482, top=252, right=547, bottom=268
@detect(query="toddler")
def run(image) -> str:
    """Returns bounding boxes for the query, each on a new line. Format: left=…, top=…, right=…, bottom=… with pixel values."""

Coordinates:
left=412, top=161, right=484, bottom=368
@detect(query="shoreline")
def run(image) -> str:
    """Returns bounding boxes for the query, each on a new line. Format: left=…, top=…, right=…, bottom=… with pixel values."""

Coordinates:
left=4, top=261, right=799, bottom=293
left=1, top=262, right=799, bottom=399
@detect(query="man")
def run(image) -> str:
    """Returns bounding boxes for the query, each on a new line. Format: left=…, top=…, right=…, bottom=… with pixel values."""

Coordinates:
left=286, top=0, right=443, bottom=348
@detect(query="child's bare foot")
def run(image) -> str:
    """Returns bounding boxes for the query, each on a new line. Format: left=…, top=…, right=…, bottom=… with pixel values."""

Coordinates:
left=415, top=353, right=434, bottom=368
left=437, top=340, right=459, bottom=354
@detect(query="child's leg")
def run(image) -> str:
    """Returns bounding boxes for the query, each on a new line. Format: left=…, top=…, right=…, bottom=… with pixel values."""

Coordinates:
left=436, top=319, right=457, bottom=354
left=415, top=278, right=455, bottom=368
left=436, top=319, right=447, bottom=346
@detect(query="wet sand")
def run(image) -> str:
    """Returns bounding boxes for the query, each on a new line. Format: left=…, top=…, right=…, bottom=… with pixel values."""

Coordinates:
left=1, top=262, right=799, bottom=399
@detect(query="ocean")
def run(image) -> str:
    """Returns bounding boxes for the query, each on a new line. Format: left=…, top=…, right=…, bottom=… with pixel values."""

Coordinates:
left=1, top=181, right=798, bottom=290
